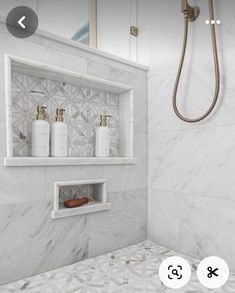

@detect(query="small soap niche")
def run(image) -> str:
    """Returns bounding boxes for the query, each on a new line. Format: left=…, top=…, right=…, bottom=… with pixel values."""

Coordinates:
left=51, top=179, right=111, bottom=219
left=4, top=54, right=135, bottom=166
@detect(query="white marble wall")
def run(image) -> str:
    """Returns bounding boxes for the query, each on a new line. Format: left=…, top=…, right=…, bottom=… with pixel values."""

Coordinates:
left=0, top=189, right=147, bottom=285
left=146, top=0, right=235, bottom=271
left=0, top=22, right=148, bottom=284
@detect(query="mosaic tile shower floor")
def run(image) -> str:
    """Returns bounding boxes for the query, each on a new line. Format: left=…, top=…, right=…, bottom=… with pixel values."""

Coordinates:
left=1, top=241, right=234, bottom=293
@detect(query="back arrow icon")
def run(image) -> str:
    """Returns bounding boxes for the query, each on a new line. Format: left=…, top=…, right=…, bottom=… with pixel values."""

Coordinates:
left=18, top=16, right=26, bottom=29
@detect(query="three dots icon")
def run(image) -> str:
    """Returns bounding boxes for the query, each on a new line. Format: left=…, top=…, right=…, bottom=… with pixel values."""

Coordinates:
left=205, top=19, right=221, bottom=25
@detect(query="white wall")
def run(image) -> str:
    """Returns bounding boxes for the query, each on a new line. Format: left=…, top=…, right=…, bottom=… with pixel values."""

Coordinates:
left=97, top=0, right=139, bottom=62
left=38, top=0, right=89, bottom=40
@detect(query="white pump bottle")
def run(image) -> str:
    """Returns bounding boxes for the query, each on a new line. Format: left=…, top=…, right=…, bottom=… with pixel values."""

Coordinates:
left=51, top=108, right=68, bottom=157
left=31, top=105, right=50, bottom=157
left=95, top=115, right=112, bottom=157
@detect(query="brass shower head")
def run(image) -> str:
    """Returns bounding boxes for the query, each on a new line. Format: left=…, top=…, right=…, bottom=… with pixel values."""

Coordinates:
left=181, top=0, right=200, bottom=22
left=181, top=0, right=188, bottom=13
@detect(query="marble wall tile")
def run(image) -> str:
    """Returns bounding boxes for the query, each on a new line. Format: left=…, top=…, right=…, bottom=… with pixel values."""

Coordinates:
left=148, top=189, right=235, bottom=272
left=88, top=189, right=147, bottom=258
left=87, top=55, right=148, bottom=77
left=148, top=66, right=181, bottom=132
left=0, top=105, right=46, bottom=204
left=0, top=55, right=5, bottom=121
left=0, top=200, right=89, bottom=285
left=41, top=34, right=148, bottom=76
left=0, top=117, right=46, bottom=204
left=0, top=33, right=87, bottom=76
left=0, top=120, right=6, bottom=158
left=214, top=0, right=235, bottom=52
left=180, top=193, right=235, bottom=272
left=0, top=164, right=46, bottom=204
left=41, top=36, right=88, bottom=59
left=149, top=52, right=235, bottom=133
left=149, top=125, right=235, bottom=200
left=87, top=60, right=148, bottom=134
left=148, top=189, right=182, bottom=252
left=177, top=49, right=235, bottom=129
left=87, top=60, right=138, bottom=82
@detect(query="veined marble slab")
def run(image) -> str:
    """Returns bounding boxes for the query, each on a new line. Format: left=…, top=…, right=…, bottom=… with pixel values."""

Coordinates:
left=0, top=188, right=147, bottom=285
left=0, top=200, right=89, bottom=285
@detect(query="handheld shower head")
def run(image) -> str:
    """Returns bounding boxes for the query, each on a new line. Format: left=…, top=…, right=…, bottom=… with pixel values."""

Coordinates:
left=181, top=0, right=200, bottom=21
left=181, top=0, right=188, bottom=13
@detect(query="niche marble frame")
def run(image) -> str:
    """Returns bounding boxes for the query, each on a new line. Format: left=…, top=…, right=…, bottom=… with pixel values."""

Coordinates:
left=3, top=54, right=136, bottom=167
left=51, top=178, right=110, bottom=219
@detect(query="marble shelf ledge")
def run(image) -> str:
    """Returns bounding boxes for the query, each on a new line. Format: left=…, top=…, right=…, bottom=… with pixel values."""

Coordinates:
left=51, top=202, right=111, bottom=219
left=4, top=157, right=137, bottom=167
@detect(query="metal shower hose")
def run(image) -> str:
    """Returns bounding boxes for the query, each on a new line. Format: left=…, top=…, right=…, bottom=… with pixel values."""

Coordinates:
left=173, top=0, right=220, bottom=123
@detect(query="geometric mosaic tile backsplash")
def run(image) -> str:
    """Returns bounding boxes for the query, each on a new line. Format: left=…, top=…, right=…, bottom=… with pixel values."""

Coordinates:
left=11, top=71, right=119, bottom=157
left=59, top=184, right=94, bottom=204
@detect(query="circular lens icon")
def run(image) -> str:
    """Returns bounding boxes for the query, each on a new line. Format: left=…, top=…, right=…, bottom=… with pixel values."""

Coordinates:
left=6, top=6, right=38, bottom=38
left=159, top=256, right=191, bottom=289
left=197, top=256, right=229, bottom=289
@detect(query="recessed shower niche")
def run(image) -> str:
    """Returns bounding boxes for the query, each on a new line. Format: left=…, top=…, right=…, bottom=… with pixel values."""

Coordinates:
left=51, top=179, right=110, bottom=219
left=4, top=54, right=135, bottom=166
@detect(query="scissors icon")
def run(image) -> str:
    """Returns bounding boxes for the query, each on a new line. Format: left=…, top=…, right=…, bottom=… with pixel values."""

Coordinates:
left=207, top=267, right=219, bottom=278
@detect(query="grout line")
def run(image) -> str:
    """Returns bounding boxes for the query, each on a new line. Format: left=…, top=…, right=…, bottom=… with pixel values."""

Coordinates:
left=87, top=212, right=91, bottom=259
left=146, top=71, right=150, bottom=241
left=44, top=167, right=47, bottom=201
left=149, top=122, right=235, bottom=134
left=148, top=187, right=235, bottom=203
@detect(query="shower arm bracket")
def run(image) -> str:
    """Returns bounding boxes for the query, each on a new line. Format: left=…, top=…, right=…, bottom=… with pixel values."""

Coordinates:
left=181, top=0, right=200, bottom=22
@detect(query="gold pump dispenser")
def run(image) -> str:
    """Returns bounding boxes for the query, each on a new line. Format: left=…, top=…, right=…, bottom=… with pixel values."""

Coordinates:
left=100, top=115, right=112, bottom=126
left=32, top=105, right=50, bottom=157
left=36, top=106, right=47, bottom=120
left=56, top=108, right=65, bottom=122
